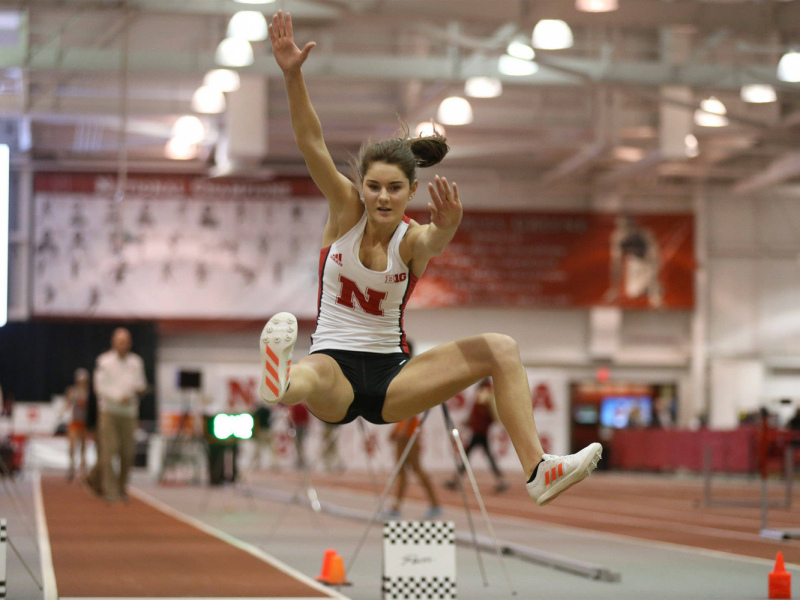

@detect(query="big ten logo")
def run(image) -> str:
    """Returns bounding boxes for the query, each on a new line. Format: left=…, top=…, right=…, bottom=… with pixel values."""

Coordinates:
left=447, top=392, right=467, bottom=410
left=490, top=428, right=511, bottom=457
left=226, top=377, right=257, bottom=410
left=531, top=382, right=554, bottom=412
left=385, top=273, right=407, bottom=284
left=362, top=430, right=379, bottom=456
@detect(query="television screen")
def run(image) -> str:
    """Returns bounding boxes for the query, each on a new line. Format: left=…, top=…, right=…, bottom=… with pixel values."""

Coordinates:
left=600, top=396, right=653, bottom=428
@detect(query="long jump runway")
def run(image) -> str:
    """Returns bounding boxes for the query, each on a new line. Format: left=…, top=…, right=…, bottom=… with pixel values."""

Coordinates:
left=36, top=474, right=349, bottom=599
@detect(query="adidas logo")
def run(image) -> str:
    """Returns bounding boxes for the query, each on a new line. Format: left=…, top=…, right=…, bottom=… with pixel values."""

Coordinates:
left=331, top=253, right=343, bottom=266
left=544, top=463, right=564, bottom=486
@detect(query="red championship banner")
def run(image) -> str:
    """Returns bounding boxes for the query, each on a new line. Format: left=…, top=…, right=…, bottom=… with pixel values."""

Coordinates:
left=408, top=211, right=694, bottom=309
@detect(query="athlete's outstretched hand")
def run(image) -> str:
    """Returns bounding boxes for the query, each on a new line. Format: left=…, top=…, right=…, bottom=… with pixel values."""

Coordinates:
left=269, top=10, right=316, bottom=74
left=428, top=175, right=462, bottom=231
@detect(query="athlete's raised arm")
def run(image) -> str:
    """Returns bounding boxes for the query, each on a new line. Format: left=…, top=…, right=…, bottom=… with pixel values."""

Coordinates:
left=269, top=11, right=361, bottom=224
left=406, top=175, right=462, bottom=276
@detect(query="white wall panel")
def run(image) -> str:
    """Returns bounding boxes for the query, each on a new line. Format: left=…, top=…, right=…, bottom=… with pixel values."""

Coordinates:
left=756, top=260, right=800, bottom=355
left=708, top=258, right=758, bottom=355
left=708, top=195, right=756, bottom=253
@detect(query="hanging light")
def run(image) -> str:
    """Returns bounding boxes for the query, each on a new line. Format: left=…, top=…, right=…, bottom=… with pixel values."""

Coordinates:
left=234, top=0, right=276, bottom=4
left=215, top=37, right=254, bottom=67
left=684, top=134, right=699, bottom=158
left=694, top=96, right=729, bottom=127
left=740, top=84, right=777, bottom=104
left=203, top=69, right=241, bottom=92
left=575, top=0, right=618, bottom=12
left=192, top=86, right=226, bottom=114
left=165, top=138, right=198, bottom=160
left=464, top=77, right=502, bottom=98
left=436, top=97, right=473, bottom=126
left=532, top=19, right=573, bottom=50
left=172, top=115, right=206, bottom=144
left=227, top=11, right=268, bottom=42
left=506, top=37, right=535, bottom=61
left=498, top=54, right=538, bottom=76
left=414, top=121, right=446, bottom=137
left=777, top=51, right=800, bottom=82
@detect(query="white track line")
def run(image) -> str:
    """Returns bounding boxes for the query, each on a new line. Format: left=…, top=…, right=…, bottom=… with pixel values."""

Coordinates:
left=33, top=471, right=58, bottom=600
left=128, top=487, right=351, bottom=600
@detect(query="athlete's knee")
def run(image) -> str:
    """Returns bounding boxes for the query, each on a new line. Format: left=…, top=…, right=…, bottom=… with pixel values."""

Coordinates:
left=482, top=333, right=520, bottom=363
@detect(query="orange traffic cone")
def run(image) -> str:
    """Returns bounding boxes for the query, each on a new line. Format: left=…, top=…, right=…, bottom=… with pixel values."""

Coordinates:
left=326, top=553, right=349, bottom=586
left=315, top=549, right=337, bottom=583
left=769, top=552, right=791, bottom=600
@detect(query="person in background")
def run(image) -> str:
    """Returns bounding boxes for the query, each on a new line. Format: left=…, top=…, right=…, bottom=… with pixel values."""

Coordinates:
left=64, top=368, right=90, bottom=481
left=93, top=328, right=147, bottom=503
left=321, top=422, right=345, bottom=473
left=386, top=414, right=442, bottom=520
left=252, top=403, right=278, bottom=471
left=445, top=378, right=508, bottom=493
left=289, top=402, right=309, bottom=470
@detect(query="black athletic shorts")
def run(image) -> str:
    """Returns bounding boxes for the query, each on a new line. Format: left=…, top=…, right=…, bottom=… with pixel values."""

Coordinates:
left=309, top=349, right=410, bottom=425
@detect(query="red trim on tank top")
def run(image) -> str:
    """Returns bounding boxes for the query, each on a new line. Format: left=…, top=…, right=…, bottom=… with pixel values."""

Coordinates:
left=314, top=247, right=332, bottom=337
left=399, top=271, right=419, bottom=353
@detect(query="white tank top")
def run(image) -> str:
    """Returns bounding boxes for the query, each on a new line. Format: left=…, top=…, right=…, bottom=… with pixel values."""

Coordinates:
left=310, top=212, right=418, bottom=354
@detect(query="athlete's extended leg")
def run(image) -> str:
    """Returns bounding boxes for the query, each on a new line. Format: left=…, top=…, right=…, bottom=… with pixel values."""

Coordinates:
left=382, top=334, right=601, bottom=506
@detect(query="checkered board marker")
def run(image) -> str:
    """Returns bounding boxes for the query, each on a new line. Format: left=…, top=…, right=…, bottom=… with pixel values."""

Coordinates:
left=0, top=519, right=6, bottom=599
left=382, top=521, right=456, bottom=600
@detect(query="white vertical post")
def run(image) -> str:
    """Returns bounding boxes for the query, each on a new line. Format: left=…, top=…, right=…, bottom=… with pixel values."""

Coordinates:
left=0, top=144, right=8, bottom=327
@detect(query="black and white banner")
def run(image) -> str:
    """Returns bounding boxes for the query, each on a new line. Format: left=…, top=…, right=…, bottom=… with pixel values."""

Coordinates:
left=33, top=173, right=327, bottom=319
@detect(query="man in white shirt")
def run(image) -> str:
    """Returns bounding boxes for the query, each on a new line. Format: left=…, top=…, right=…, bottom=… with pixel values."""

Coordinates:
left=93, top=328, right=147, bottom=503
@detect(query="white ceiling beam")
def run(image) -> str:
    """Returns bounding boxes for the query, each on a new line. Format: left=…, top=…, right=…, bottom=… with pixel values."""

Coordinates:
left=731, top=151, right=800, bottom=195
left=540, top=141, right=609, bottom=186
left=595, top=150, right=666, bottom=188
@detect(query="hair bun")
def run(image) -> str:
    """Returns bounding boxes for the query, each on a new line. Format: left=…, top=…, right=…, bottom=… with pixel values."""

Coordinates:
left=406, top=133, right=449, bottom=168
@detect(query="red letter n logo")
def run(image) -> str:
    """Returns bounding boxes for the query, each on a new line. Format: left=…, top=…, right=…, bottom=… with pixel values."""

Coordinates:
left=336, top=275, right=387, bottom=316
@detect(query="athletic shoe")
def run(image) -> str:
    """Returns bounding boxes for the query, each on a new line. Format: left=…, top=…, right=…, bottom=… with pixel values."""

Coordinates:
left=423, top=506, right=443, bottom=520
left=526, top=442, right=602, bottom=507
left=259, top=312, right=297, bottom=404
left=381, top=508, right=402, bottom=520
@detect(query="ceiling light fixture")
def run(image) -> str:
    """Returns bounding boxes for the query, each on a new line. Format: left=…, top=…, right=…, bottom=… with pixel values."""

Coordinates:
left=464, top=76, right=503, bottom=98
left=777, top=51, right=800, bottom=82
left=436, top=97, right=474, bottom=126
left=234, top=0, right=276, bottom=4
left=203, top=69, right=241, bottom=92
left=575, top=0, right=618, bottom=12
left=498, top=54, right=538, bottom=76
left=414, top=121, right=446, bottom=137
left=165, top=138, right=198, bottom=160
left=172, top=115, right=206, bottom=144
left=227, top=11, right=268, bottom=42
left=694, top=96, right=729, bottom=127
left=215, top=37, right=254, bottom=67
left=192, top=86, right=226, bottom=114
left=532, top=19, right=573, bottom=50
left=684, top=134, right=699, bottom=158
left=740, top=84, right=777, bottom=104
left=506, top=37, right=535, bottom=61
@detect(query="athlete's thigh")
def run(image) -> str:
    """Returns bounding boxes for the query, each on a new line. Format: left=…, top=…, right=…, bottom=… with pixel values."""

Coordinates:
left=295, top=353, right=355, bottom=424
left=382, top=336, right=494, bottom=422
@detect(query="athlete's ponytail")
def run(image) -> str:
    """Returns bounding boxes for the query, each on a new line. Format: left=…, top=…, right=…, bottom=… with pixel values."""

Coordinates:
left=352, top=121, right=449, bottom=185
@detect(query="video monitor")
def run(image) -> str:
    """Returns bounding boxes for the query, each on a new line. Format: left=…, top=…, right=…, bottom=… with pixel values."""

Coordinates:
left=600, top=396, right=653, bottom=428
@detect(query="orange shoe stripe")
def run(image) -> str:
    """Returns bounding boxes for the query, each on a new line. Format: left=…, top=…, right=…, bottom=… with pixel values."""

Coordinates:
left=266, top=346, right=279, bottom=364
left=264, top=377, right=279, bottom=397
left=265, top=361, right=279, bottom=382
left=551, top=467, right=557, bottom=482
left=545, top=471, right=550, bottom=485
left=558, top=463, right=563, bottom=477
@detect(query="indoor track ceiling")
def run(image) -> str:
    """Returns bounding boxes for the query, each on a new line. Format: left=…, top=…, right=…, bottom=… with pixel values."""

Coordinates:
left=1, top=0, right=800, bottom=195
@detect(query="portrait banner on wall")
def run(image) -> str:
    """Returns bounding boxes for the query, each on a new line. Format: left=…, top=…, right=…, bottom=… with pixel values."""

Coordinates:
left=407, top=210, right=695, bottom=310
left=33, top=173, right=327, bottom=319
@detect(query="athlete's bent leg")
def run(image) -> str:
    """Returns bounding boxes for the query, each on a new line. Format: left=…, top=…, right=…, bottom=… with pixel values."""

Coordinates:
left=382, top=334, right=601, bottom=506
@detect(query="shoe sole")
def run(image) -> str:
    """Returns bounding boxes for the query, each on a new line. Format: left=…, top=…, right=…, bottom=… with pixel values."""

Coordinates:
left=536, top=442, right=602, bottom=506
left=259, top=312, right=297, bottom=404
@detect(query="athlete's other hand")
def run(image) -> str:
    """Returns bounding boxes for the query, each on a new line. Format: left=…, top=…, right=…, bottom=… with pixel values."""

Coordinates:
left=269, top=10, right=316, bottom=73
left=428, top=175, right=462, bottom=231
